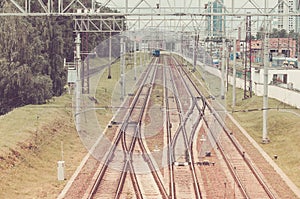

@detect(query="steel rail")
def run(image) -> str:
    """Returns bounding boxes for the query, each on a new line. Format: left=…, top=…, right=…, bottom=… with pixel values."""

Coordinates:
left=87, top=57, right=157, bottom=199
left=175, top=55, right=252, bottom=198
left=164, top=55, right=202, bottom=198
left=206, top=106, right=277, bottom=199
left=135, top=56, right=169, bottom=199
left=163, top=55, right=176, bottom=199
left=170, top=56, right=205, bottom=146
left=114, top=58, right=159, bottom=198
left=114, top=56, right=169, bottom=199
left=176, top=55, right=277, bottom=199
left=169, top=56, right=202, bottom=199
left=116, top=56, right=168, bottom=198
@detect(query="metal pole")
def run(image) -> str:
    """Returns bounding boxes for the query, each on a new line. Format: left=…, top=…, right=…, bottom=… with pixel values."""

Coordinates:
left=221, top=38, right=225, bottom=99
left=231, top=0, right=235, bottom=98
left=193, top=34, right=196, bottom=71
left=226, top=43, right=229, bottom=91
left=203, top=46, right=206, bottom=68
left=134, top=40, right=137, bottom=80
left=123, top=38, right=126, bottom=94
left=108, top=31, right=112, bottom=79
left=210, top=2, right=213, bottom=56
left=25, top=0, right=28, bottom=12
left=28, top=0, right=31, bottom=13
left=120, top=37, right=125, bottom=100
left=91, top=0, right=95, bottom=10
left=249, top=16, right=252, bottom=98
left=143, top=40, right=146, bottom=66
left=139, top=42, right=142, bottom=67
left=58, top=0, right=60, bottom=13
left=75, top=33, right=81, bottom=127
left=47, top=0, right=50, bottom=13
left=244, top=16, right=248, bottom=99
left=233, top=38, right=237, bottom=108
left=262, top=35, right=269, bottom=142
left=221, top=6, right=226, bottom=100
left=262, top=0, right=269, bottom=143
left=86, top=56, right=90, bottom=94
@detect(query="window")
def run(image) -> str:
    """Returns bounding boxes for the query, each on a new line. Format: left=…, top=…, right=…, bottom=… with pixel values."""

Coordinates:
left=273, top=74, right=288, bottom=84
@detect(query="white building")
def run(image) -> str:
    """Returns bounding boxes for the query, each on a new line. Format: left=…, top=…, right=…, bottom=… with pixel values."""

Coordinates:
left=178, top=52, right=300, bottom=109
left=276, top=0, right=296, bottom=32
left=296, top=0, right=300, bottom=32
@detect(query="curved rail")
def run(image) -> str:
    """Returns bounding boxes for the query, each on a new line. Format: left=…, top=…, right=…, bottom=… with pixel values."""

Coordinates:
left=165, top=55, right=203, bottom=199
left=88, top=57, right=168, bottom=199
left=173, top=55, right=277, bottom=199
left=162, top=55, right=176, bottom=198
left=169, top=56, right=203, bottom=199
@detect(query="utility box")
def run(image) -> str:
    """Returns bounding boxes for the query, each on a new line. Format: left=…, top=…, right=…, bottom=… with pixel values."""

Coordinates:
left=57, top=161, right=65, bottom=181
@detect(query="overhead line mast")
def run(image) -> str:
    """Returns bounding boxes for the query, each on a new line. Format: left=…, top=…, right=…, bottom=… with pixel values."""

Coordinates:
left=1, top=0, right=293, bottom=144
left=244, top=15, right=252, bottom=99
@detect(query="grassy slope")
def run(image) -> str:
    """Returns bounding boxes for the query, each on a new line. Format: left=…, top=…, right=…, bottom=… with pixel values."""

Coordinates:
left=0, top=95, right=87, bottom=199
left=226, top=86, right=300, bottom=188
left=0, top=52, right=150, bottom=198
left=94, top=52, right=148, bottom=126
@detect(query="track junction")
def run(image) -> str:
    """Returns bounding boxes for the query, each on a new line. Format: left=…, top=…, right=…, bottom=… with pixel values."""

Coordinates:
left=62, top=53, right=283, bottom=199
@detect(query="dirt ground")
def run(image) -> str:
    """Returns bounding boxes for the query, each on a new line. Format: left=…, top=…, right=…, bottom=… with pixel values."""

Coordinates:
left=0, top=95, right=87, bottom=199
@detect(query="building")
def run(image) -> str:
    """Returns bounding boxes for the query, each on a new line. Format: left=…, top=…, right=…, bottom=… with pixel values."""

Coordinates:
left=251, top=38, right=296, bottom=57
left=240, top=38, right=296, bottom=63
left=296, top=0, right=300, bottom=32
left=276, top=0, right=296, bottom=32
left=269, top=38, right=297, bottom=57
left=206, top=0, right=225, bottom=37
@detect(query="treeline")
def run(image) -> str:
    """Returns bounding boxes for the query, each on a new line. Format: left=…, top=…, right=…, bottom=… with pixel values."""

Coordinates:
left=256, top=28, right=300, bottom=40
left=0, top=16, right=73, bottom=114
left=0, top=3, right=122, bottom=115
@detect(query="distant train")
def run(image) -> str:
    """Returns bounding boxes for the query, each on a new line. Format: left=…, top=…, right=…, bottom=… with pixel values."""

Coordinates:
left=212, top=58, right=219, bottom=68
left=152, top=49, right=160, bottom=57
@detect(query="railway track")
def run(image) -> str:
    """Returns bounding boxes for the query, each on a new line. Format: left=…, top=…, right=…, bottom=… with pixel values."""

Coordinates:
left=203, top=111, right=277, bottom=198
left=66, top=53, right=280, bottom=199
left=172, top=55, right=278, bottom=199
left=163, top=55, right=203, bottom=199
left=85, top=57, right=168, bottom=199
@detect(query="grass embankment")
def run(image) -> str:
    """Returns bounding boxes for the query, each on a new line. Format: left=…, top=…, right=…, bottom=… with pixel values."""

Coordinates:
left=0, top=52, right=150, bottom=199
left=0, top=95, right=87, bottom=199
left=226, top=86, right=300, bottom=188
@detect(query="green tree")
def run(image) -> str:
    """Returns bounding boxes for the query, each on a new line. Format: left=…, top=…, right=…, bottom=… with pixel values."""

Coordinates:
left=256, top=27, right=264, bottom=39
left=278, top=29, right=288, bottom=38
left=29, top=75, right=53, bottom=104
left=0, top=1, right=124, bottom=115
left=269, top=28, right=278, bottom=38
